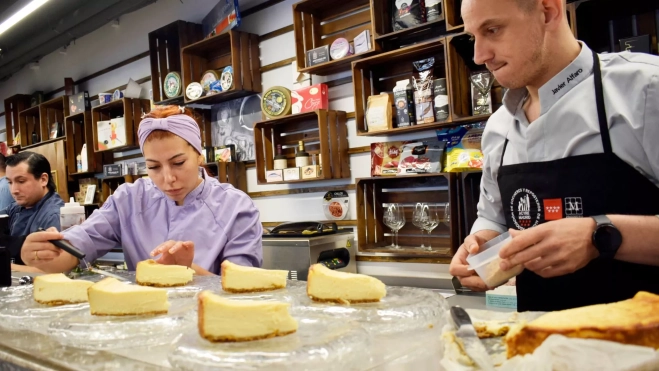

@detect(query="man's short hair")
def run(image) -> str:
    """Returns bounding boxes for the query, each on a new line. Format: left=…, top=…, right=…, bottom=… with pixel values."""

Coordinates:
left=0, top=153, right=6, bottom=172
left=515, top=0, right=537, bottom=12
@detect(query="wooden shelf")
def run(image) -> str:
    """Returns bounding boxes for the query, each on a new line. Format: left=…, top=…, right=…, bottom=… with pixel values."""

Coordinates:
left=356, top=173, right=460, bottom=257
left=181, top=30, right=261, bottom=104
left=293, top=0, right=380, bottom=76
left=217, top=162, right=247, bottom=193
left=3, top=94, right=31, bottom=147
left=18, top=105, right=42, bottom=147
left=65, top=111, right=108, bottom=179
left=40, top=96, right=69, bottom=144
left=22, top=136, right=65, bottom=150
left=370, top=1, right=447, bottom=50
left=18, top=105, right=40, bottom=116
left=253, top=110, right=350, bottom=185
left=91, top=98, right=150, bottom=153
left=69, top=171, right=100, bottom=177
left=154, top=95, right=185, bottom=106
left=149, top=20, right=202, bottom=104
left=444, top=0, right=464, bottom=31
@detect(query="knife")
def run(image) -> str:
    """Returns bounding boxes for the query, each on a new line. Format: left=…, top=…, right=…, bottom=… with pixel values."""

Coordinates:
left=450, top=306, right=495, bottom=371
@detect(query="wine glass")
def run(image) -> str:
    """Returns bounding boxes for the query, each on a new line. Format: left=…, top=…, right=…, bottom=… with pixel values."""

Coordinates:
left=413, top=203, right=428, bottom=249
left=443, top=202, right=451, bottom=227
left=422, top=204, right=440, bottom=251
left=383, top=204, right=405, bottom=249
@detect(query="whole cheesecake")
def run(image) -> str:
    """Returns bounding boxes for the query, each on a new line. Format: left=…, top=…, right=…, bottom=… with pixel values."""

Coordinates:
left=88, top=277, right=169, bottom=316
left=197, top=290, right=298, bottom=342
left=136, top=259, right=194, bottom=287
left=306, top=264, right=386, bottom=304
left=505, top=291, right=659, bottom=358
left=221, top=260, right=288, bottom=293
left=33, top=273, right=93, bottom=305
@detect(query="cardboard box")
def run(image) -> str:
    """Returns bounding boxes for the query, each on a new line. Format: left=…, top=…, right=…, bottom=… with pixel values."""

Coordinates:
left=202, top=0, right=241, bottom=38
left=103, top=164, right=122, bottom=177
left=301, top=165, right=319, bottom=179
left=265, top=170, right=283, bottom=183
left=291, top=84, right=329, bottom=114
left=283, top=167, right=301, bottom=181
left=306, top=45, right=330, bottom=67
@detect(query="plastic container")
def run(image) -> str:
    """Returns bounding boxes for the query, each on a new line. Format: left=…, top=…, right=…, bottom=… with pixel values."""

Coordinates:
left=466, top=232, right=523, bottom=287
left=60, top=197, right=86, bottom=231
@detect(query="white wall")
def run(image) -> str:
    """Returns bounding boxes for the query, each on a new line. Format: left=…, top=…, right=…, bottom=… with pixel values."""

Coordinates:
left=0, top=0, right=451, bottom=281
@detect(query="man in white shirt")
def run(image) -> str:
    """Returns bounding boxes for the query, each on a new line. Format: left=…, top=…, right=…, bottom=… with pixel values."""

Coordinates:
left=449, top=0, right=659, bottom=311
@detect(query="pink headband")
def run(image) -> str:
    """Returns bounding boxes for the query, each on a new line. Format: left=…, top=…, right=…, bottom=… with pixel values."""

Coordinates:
left=137, top=114, right=203, bottom=154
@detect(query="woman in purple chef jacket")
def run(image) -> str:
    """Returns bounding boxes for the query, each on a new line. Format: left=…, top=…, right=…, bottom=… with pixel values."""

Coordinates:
left=20, top=105, right=263, bottom=275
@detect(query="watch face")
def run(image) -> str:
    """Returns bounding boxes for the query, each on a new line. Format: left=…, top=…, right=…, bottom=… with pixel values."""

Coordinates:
left=594, top=224, right=622, bottom=252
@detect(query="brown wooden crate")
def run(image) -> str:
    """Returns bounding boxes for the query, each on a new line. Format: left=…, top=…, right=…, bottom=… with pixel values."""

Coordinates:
left=3, top=94, right=31, bottom=146
left=445, top=0, right=464, bottom=31
left=320, top=8, right=371, bottom=36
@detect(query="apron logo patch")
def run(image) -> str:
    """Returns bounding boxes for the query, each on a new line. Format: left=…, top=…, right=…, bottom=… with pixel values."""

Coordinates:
left=565, top=197, right=583, bottom=217
left=510, top=188, right=541, bottom=230
left=543, top=199, right=563, bottom=220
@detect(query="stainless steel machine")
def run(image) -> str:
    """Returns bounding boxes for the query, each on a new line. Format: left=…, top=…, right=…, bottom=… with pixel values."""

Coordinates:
left=261, top=221, right=357, bottom=281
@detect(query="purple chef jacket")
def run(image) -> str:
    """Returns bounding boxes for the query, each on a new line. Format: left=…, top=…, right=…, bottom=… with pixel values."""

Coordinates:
left=61, top=173, right=263, bottom=274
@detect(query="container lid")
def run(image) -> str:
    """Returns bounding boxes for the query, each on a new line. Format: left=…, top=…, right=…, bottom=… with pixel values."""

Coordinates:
left=61, top=197, right=85, bottom=214
left=466, top=232, right=511, bottom=270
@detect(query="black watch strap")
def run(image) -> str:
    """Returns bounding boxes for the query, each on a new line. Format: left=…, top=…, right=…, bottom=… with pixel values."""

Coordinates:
left=592, top=215, right=612, bottom=226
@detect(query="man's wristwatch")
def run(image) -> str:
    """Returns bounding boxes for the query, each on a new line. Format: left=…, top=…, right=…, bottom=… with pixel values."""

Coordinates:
left=591, top=215, right=622, bottom=259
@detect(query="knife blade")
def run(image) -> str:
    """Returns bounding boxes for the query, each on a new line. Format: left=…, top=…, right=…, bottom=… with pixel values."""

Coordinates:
left=450, top=306, right=495, bottom=371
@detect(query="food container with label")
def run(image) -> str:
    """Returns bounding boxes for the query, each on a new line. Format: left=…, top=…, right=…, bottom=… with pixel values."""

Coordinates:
left=98, top=93, right=113, bottom=104
left=466, top=232, right=523, bottom=287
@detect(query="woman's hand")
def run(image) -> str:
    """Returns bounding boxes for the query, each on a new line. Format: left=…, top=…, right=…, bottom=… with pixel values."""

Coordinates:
left=150, top=240, right=194, bottom=268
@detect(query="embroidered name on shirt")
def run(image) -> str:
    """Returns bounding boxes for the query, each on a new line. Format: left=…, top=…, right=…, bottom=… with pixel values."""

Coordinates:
left=552, top=68, right=584, bottom=95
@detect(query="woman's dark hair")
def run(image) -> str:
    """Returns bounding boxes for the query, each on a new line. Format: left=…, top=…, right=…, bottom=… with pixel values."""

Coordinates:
left=5, top=151, right=56, bottom=192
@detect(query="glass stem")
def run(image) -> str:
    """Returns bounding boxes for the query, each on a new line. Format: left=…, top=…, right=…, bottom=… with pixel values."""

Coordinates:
left=391, top=228, right=395, bottom=247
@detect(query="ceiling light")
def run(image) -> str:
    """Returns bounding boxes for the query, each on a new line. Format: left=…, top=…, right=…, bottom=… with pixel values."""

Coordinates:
left=28, top=61, right=39, bottom=70
left=0, top=0, right=49, bottom=36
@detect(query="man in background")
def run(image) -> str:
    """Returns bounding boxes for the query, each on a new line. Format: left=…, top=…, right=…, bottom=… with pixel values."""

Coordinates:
left=0, top=154, right=14, bottom=211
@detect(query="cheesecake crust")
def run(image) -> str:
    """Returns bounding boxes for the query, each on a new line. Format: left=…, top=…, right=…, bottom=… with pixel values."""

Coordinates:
left=200, top=329, right=297, bottom=343
left=309, top=295, right=381, bottom=305
left=35, top=299, right=86, bottom=306
left=136, top=279, right=190, bottom=288
left=221, top=284, right=285, bottom=293
left=90, top=309, right=168, bottom=316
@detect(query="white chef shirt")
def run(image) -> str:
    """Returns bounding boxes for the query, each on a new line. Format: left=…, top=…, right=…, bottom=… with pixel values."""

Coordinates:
left=472, top=42, right=659, bottom=235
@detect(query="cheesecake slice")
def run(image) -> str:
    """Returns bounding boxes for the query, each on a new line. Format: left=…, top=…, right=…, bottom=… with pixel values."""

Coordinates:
left=136, top=259, right=194, bottom=287
left=307, top=264, right=386, bottom=304
left=221, top=260, right=288, bottom=293
left=505, top=291, right=659, bottom=358
left=33, top=273, right=93, bottom=306
left=198, top=290, right=298, bottom=342
left=88, top=277, right=169, bottom=316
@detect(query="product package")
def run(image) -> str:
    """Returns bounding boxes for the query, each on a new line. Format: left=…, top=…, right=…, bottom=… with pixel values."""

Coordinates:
left=392, top=0, right=427, bottom=31
left=366, top=93, right=393, bottom=133
left=413, top=58, right=436, bottom=124
left=69, top=91, right=90, bottom=114
left=393, top=79, right=416, bottom=127
left=353, top=30, right=371, bottom=54
left=433, top=78, right=449, bottom=121
left=425, top=0, right=444, bottom=22
left=371, top=141, right=408, bottom=176
left=291, top=84, right=329, bottom=114
left=397, top=140, right=445, bottom=175
left=306, top=45, right=330, bottom=67
left=96, top=117, right=127, bottom=150
left=470, top=71, right=494, bottom=115
left=323, top=191, right=349, bottom=220
left=283, top=167, right=301, bottom=181
left=202, top=0, right=241, bottom=38
left=330, top=38, right=354, bottom=60
left=265, top=170, right=283, bottom=183
left=437, top=124, right=485, bottom=172
left=215, top=144, right=236, bottom=162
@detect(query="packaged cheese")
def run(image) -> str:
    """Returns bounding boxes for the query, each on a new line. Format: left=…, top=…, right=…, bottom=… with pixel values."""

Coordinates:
left=437, top=125, right=485, bottom=172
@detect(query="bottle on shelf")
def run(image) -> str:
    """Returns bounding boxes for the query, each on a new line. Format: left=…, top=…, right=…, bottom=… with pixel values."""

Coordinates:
left=273, top=144, right=287, bottom=170
left=31, top=130, right=38, bottom=144
left=295, top=141, right=310, bottom=167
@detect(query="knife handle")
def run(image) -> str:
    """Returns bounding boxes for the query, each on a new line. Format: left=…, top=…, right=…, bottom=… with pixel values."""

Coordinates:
left=37, top=228, right=86, bottom=260
left=450, top=306, right=473, bottom=328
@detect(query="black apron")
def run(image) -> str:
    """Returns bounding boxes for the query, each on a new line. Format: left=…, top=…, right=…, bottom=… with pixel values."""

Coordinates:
left=497, top=51, right=659, bottom=312
left=6, top=192, right=55, bottom=265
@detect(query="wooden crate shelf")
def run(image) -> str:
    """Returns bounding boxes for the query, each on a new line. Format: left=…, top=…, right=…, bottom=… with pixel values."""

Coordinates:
left=206, top=161, right=247, bottom=193
left=91, top=98, right=150, bottom=153
left=3, top=94, right=31, bottom=147
left=352, top=38, right=451, bottom=136
left=39, top=96, right=69, bottom=143
left=149, top=20, right=203, bottom=104
left=446, top=33, right=504, bottom=121
left=101, top=175, right=136, bottom=203
left=65, top=112, right=109, bottom=179
left=370, top=1, right=447, bottom=50
left=293, top=0, right=379, bottom=76
left=253, top=110, right=350, bottom=185
left=356, top=173, right=460, bottom=259
left=18, top=105, right=41, bottom=147
left=181, top=30, right=261, bottom=105
left=445, top=0, right=464, bottom=31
